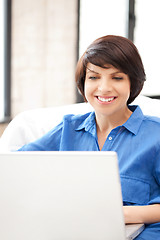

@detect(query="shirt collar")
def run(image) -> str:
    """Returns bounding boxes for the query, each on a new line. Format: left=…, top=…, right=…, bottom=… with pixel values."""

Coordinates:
left=75, top=112, right=96, bottom=133
left=123, top=105, right=144, bottom=135
left=75, top=105, right=144, bottom=136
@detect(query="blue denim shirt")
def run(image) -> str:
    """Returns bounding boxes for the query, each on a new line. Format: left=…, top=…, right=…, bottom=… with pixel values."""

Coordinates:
left=19, top=105, right=160, bottom=239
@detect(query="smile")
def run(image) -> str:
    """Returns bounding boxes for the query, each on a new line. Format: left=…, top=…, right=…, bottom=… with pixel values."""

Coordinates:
left=97, top=96, right=116, bottom=103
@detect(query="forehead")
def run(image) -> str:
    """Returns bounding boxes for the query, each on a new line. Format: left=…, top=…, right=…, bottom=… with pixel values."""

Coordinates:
left=86, top=63, right=121, bottom=73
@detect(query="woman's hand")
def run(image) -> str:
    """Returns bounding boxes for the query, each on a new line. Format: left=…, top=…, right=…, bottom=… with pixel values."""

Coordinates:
left=123, top=204, right=160, bottom=224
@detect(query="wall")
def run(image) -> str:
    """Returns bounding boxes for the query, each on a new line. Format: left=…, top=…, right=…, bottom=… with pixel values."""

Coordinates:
left=0, top=0, right=78, bottom=136
left=11, top=0, right=78, bottom=117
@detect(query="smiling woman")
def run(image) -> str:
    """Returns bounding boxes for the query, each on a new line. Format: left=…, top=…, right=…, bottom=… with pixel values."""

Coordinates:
left=17, top=34, right=160, bottom=240
left=84, top=63, right=132, bottom=144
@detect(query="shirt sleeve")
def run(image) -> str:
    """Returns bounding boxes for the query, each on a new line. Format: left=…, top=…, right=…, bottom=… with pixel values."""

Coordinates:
left=18, top=122, right=63, bottom=151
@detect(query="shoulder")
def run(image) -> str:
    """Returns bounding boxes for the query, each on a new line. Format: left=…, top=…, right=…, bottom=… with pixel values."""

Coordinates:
left=126, top=105, right=160, bottom=136
left=62, top=112, right=93, bottom=125
left=63, top=112, right=92, bottom=121
left=143, top=115, right=160, bottom=127
left=50, top=112, right=95, bottom=133
left=129, top=105, right=160, bottom=127
left=18, top=112, right=94, bottom=151
left=140, top=113, right=160, bottom=141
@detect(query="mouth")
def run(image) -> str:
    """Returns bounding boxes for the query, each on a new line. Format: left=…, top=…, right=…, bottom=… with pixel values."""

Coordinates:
left=97, top=96, right=117, bottom=103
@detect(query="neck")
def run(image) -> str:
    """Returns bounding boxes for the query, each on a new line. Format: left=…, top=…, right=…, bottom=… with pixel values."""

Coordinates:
left=95, top=106, right=132, bottom=133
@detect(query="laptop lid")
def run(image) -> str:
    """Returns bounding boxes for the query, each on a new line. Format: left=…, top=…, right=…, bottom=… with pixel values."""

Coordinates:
left=0, top=151, right=126, bottom=240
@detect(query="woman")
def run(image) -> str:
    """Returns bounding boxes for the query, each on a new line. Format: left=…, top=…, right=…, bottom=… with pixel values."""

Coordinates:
left=19, top=35, right=160, bottom=239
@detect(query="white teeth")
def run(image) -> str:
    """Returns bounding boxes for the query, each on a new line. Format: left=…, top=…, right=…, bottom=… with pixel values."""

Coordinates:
left=98, top=97, right=114, bottom=102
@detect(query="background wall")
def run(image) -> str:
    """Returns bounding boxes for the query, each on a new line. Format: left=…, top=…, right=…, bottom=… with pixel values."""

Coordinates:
left=11, top=0, right=78, bottom=117
left=0, top=0, right=78, bottom=136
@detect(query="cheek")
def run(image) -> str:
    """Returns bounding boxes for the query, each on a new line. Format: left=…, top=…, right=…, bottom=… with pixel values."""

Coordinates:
left=116, top=83, right=130, bottom=101
left=120, top=81, right=131, bottom=95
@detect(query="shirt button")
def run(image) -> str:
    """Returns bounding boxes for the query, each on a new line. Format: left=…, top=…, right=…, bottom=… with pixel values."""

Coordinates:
left=109, top=136, right=112, bottom=141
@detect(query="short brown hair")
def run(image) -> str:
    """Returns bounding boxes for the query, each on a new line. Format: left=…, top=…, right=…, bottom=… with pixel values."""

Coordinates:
left=75, top=35, right=146, bottom=104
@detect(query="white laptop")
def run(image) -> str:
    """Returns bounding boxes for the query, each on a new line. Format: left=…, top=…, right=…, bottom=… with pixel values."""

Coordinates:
left=0, top=151, right=144, bottom=240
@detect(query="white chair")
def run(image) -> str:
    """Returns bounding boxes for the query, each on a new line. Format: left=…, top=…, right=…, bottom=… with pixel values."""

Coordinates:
left=0, top=95, right=160, bottom=151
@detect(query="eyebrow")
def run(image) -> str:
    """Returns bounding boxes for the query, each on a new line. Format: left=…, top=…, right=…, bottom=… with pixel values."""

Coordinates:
left=111, top=70, right=123, bottom=75
left=86, top=67, right=99, bottom=74
left=86, top=66, right=123, bottom=75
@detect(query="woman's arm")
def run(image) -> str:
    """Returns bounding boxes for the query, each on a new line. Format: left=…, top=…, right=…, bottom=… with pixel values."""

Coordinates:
left=123, top=204, right=160, bottom=224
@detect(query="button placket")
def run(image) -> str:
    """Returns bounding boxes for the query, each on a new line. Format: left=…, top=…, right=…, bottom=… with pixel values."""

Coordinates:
left=102, top=127, right=122, bottom=150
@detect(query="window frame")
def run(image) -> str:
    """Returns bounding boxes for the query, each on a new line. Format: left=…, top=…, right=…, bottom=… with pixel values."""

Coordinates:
left=0, top=0, right=11, bottom=123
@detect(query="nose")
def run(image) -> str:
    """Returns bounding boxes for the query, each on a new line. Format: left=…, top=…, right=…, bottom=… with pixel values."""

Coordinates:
left=98, top=78, right=112, bottom=93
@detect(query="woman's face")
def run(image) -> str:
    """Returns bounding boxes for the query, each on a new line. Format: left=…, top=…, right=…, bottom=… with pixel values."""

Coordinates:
left=84, top=63, right=131, bottom=119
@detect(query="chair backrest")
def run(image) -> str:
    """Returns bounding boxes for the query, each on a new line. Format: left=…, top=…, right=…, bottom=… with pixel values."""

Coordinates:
left=0, top=95, right=160, bottom=151
left=0, top=103, right=93, bottom=151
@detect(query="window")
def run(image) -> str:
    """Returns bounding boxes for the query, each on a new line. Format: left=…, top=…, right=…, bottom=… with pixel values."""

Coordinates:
left=79, top=0, right=128, bottom=56
left=134, top=0, right=160, bottom=97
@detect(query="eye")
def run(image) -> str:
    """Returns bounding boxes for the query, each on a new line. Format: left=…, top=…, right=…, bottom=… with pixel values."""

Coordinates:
left=113, top=77, right=123, bottom=80
left=89, top=76, right=98, bottom=80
